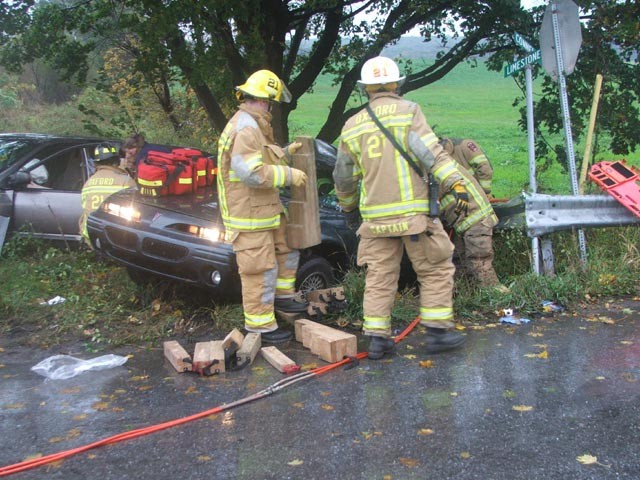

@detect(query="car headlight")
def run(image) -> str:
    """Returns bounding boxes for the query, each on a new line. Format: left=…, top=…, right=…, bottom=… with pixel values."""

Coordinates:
left=103, top=202, right=141, bottom=222
left=186, top=225, right=222, bottom=242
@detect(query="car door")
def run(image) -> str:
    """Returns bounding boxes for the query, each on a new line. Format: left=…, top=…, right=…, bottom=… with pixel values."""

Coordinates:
left=12, top=143, right=95, bottom=241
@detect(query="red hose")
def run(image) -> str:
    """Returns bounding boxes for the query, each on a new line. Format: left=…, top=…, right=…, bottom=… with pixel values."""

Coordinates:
left=0, top=316, right=420, bottom=476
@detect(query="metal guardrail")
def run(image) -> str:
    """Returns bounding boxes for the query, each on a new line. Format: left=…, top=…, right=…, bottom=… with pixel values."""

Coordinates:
left=493, top=192, right=640, bottom=237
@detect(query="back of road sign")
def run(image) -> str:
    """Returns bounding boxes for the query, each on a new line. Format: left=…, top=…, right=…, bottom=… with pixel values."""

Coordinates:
left=539, top=0, right=582, bottom=81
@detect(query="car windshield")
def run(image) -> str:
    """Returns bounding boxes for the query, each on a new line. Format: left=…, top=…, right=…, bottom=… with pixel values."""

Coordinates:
left=0, top=138, right=43, bottom=171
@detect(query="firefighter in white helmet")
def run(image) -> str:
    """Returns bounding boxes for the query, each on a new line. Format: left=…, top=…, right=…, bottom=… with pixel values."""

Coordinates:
left=79, top=145, right=136, bottom=247
left=333, top=56, right=469, bottom=359
left=217, top=69, right=308, bottom=343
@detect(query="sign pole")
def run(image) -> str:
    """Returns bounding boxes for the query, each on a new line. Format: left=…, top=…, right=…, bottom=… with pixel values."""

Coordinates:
left=524, top=64, right=541, bottom=274
left=550, top=2, right=588, bottom=264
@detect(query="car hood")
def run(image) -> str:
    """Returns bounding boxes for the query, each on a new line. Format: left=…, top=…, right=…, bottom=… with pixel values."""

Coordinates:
left=108, top=187, right=221, bottom=220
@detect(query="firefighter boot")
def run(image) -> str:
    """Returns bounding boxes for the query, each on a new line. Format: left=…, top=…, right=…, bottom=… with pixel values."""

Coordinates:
left=367, top=336, right=395, bottom=360
left=425, top=327, right=466, bottom=353
left=275, top=295, right=309, bottom=313
left=260, top=329, right=293, bottom=344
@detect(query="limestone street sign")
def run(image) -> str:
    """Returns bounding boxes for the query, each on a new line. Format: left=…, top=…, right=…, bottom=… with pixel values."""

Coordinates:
left=504, top=49, right=542, bottom=77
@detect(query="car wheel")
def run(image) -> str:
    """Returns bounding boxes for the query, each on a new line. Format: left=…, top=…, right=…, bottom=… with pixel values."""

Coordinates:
left=296, top=255, right=335, bottom=293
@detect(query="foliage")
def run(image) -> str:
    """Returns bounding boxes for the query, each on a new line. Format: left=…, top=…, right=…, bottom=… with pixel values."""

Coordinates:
left=485, top=1, right=640, bottom=175
left=1, top=0, right=534, bottom=143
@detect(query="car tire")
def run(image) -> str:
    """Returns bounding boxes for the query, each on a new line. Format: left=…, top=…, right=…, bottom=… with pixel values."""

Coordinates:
left=295, top=255, right=335, bottom=293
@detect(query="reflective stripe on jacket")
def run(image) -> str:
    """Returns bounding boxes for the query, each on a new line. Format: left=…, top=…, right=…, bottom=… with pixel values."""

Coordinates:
left=217, top=104, right=291, bottom=232
left=333, top=92, right=464, bottom=224
left=440, top=163, right=497, bottom=234
left=79, top=165, right=136, bottom=240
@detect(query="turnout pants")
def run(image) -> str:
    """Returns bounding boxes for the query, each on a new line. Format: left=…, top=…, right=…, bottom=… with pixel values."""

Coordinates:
left=232, top=217, right=300, bottom=332
left=454, top=217, right=499, bottom=287
left=357, top=219, right=456, bottom=337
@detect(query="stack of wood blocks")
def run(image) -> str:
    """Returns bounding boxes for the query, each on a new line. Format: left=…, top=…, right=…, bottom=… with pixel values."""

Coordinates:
left=294, top=319, right=357, bottom=363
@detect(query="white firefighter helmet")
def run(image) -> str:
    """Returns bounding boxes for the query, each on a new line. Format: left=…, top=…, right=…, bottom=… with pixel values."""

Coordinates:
left=358, top=56, right=406, bottom=88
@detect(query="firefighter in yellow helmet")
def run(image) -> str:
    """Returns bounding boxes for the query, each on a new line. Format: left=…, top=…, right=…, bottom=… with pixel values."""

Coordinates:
left=333, top=56, right=469, bottom=359
left=79, top=145, right=136, bottom=247
left=217, top=69, right=308, bottom=343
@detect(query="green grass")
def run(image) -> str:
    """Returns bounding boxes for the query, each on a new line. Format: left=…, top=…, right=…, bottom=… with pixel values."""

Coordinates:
left=290, top=61, right=640, bottom=199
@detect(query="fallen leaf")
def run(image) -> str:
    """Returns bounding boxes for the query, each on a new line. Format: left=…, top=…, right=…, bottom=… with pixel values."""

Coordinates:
left=460, top=451, right=471, bottom=459
left=61, top=387, right=81, bottom=394
left=512, top=405, right=533, bottom=412
left=287, top=459, right=304, bottom=466
left=620, top=341, right=633, bottom=345
left=622, top=308, right=634, bottom=315
left=362, top=432, right=373, bottom=440
left=399, top=457, right=419, bottom=468
left=450, top=392, right=458, bottom=397
left=455, top=324, right=466, bottom=331
left=197, top=455, right=211, bottom=462
left=185, top=386, right=198, bottom=394
left=419, top=360, right=435, bottom=368
left=292, top=402, right=304, bottom=408
left=524, top=350, right=548, bottom=359
left=92, top=401, right=109, bottom=411
left=321, top=391, right=332, bottom=396
left=301, top=363, right=318, bottom=370
left=87, top=454, right=97, bottom=459
left=73, top=414, right=87, bottom=421
left=2, top=403, right=25, bottom=409
left=595, top=376, right=606, bottom=381
left=321, top=404, right=334, bottom=411
left=577, top=454, right=598, bottom=465
left=403, top=354, right=417, bottom=360
left=23, top=453, right=43, bottom=462
left=129, top=375, right=149, bottom=382
left=418, top=428, right=434, bottom=436
left=405, top=344, right=414, bottom=350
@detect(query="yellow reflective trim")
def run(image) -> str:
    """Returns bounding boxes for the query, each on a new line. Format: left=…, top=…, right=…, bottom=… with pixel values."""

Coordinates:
left=420, top=132, right=438, bottom=147
left=222, top=213, right=281, bottom=231
left=360, top=199, right=429, bottom=219
left=469, top=154, right=488, bottom=167
left=137, top=178, right=164, bottom=187
left=432, top=161, right=458, bottom=182
left=363, top=315, right=391, bottom=329
left=420, top=306, right=453, bottom=321
left=244, top=311, right=276, bottom=328
left=178, top=178, right=192, bottom=185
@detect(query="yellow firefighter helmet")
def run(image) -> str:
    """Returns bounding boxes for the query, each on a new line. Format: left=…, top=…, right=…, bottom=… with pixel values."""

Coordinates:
left=235, top=70, right=292, bottom=103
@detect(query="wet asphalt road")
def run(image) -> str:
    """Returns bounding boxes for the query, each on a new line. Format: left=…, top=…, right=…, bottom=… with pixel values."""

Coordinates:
left=1, top=297, right=639, bottom=480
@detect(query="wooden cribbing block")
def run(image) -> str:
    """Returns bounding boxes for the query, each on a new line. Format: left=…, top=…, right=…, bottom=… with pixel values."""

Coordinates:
left=235, top=332, right=261, bottom=367
left=294, top=319, right=317, bottom=348
left=260, top=346, right=300, bottom=374
left=193, top=340, right=226, bottom=375
left=222, top=328, right=244, bottom=351
left=286, top=136, right=321, bottom=249
left=163, top=340, right=192, bottom=373
left=306, top=287, right=346, bottom=303
left=294, top=319, right=358, bottom=363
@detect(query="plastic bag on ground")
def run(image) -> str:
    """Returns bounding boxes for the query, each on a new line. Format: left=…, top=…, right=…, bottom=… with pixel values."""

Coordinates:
left=31, top=354, right=128, bottom=380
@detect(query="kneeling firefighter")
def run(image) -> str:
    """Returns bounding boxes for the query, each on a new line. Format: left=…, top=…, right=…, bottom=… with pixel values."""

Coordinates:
left=333, top=56, right=469, bottom=359
left=217, top=69, right=309, bottom=343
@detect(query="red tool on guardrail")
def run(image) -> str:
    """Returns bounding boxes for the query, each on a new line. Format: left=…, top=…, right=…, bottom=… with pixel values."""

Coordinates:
left=589, top=160, right=640, bottom=218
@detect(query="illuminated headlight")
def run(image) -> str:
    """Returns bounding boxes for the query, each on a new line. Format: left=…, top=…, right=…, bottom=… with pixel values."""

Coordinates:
left=103, top=202, right=141, bottom=222
left=187, top=225, right=222, bottom=242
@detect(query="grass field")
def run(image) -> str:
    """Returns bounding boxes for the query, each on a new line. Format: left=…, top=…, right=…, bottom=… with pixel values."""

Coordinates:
left=290, top=61, right=639, bottom=199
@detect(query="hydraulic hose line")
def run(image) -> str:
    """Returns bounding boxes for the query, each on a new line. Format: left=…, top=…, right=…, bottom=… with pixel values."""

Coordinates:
left=0, top=316, right=421, bottom=477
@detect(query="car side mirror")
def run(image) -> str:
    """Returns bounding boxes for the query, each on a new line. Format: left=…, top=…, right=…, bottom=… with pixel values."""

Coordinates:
left=4, top=171, right=32, bottom=190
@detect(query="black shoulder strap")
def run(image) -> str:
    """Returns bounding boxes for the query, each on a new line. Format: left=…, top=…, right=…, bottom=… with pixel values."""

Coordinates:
left=365, top=103, right=423, bottom=178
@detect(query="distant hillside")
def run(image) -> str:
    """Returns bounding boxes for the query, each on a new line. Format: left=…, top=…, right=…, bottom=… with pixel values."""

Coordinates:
left=299, top=36, right=450, bottom=61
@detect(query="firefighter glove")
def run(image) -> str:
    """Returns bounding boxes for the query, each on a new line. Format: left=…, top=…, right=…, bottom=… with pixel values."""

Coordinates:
left=284, top=141, right=302, bottom=164
left=451, top=181, right=469, bottom=216
left=290, top=167, right=308, bottom=187
left=344, top=208, right=361, bottom=230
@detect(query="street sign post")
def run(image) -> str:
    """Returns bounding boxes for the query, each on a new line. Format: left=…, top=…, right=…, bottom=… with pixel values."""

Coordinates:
left=539, top=0, right=587, bottom=264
